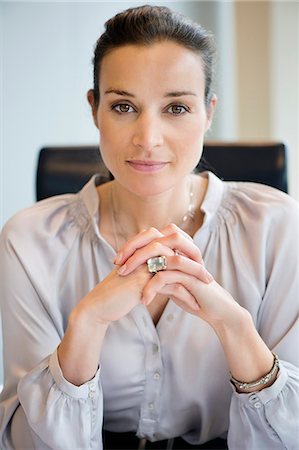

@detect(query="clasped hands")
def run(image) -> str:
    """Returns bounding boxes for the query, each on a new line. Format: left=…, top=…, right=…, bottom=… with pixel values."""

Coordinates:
left=114, top=223, right=239, bottom=327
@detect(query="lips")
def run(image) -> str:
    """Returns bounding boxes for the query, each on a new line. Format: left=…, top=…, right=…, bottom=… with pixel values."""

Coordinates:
left=127, top=160, right=168, bottom=173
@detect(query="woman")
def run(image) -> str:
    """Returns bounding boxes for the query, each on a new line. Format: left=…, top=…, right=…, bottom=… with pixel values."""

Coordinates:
left=0, top=5, right=298, bottom=450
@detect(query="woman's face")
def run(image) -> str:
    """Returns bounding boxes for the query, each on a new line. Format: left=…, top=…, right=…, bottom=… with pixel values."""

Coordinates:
left=88, top=41, right=216, bottom=197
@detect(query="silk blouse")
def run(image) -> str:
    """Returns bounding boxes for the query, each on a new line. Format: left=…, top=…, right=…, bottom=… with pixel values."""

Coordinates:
left=0, top=172, right=298, bottom=450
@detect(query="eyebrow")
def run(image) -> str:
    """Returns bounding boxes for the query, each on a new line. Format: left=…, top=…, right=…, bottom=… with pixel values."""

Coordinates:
left=165, top=91, right=197, bottom=97
left=104, top=89, right=197, bottom=97
left=105, top=89, right=135, bottom=97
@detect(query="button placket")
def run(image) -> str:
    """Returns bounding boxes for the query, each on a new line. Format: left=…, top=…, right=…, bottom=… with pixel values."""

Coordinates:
left=88, top=381, right=96, bottom=399
left=248, top=393, right=262, bottom=409
left=152, top=343, right=159, bottom=353
left=140, top=341, right=163, bottom=435
left=131, top=305, right=163, bottom=439
left=249, top=394, right=259, bottom=403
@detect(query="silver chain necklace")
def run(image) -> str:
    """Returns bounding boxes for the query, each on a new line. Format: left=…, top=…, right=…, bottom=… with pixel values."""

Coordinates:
left=110, top=177, right=195, bottom=252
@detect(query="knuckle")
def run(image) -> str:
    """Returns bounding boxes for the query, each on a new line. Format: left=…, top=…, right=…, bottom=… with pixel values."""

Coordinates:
left=155, top=272, right=165, bottom=282
left=174, top=254, right=183, bottom=265
left=198, top=264, right=207, bottom=277
left=172, top=231, right=181, bottom=241
left=176, top=284, right=185, bottom=294
left=149, top=226, right=159, bottom=234
left=168, top=223, right=178, bottom=232
left=194, top=248, right=203, bottom=260
left=152, top=241, right=163, bottom=253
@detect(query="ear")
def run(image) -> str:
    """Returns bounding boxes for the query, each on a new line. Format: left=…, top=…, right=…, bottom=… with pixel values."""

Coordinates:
left=87, top=89, right=99, bottom=128
left=205, top=94, right=217, bottom=132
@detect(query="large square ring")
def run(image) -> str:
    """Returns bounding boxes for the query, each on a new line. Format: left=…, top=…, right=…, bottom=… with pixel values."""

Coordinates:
left=147, top=256, right=167, bottom=274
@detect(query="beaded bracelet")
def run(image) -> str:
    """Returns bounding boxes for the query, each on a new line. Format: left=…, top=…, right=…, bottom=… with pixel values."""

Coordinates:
left=230, top=353, right=280, bottom=390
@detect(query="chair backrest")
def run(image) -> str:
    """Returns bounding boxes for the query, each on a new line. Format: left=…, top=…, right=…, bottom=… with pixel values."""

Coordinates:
left=36, top=142, right=288, bottom=201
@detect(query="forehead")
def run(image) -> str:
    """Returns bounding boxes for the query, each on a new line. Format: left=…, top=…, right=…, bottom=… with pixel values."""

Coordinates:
left=99, top=41, right=206, bottom=96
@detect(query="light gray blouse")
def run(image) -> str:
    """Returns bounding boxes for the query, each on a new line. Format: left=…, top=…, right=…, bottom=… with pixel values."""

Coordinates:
left=0, top=172, right=298, bottom=450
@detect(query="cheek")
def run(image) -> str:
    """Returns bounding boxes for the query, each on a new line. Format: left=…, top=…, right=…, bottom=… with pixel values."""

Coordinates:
left=98, top=114, right=131, bottom=146
left=173, top=120, right=205, bottom=148
left=173, top=123, right=205, bottom=166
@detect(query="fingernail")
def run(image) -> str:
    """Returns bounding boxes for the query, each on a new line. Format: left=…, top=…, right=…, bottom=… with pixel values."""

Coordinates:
left=141, top=296, right=150, bottom=306
left=205, top=270, right=214, bottom=283
left=118, top=264, right=127, bottom=275
left=115, top=252, right=123, bottom=265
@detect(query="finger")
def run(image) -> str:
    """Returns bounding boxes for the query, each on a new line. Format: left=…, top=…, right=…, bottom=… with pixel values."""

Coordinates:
left=151, top=232, right=203, bottom=264
left=171, top=296, right=199, bottom=315
left=159, top=223, right=203, bottom=261
left=167, top=254, right=213, bottom=283
left=118, top=241, right=174, bottom=275
left=160, top=223, right=193, bottom=242
left=115, top=223, right=197, bottom=266
left=157, top=283, right=200, bottom=314
left=142, top=270, right=205, bottom=305
left=118, top=237, right=206, bottom=276
left=114, top=227, right=163, bottom=265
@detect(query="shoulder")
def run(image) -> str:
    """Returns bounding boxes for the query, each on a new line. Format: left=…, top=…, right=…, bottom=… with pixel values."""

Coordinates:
left=0, top=192, right=91, bottom=252
left=1, top=194, right=73, bottom=236
left=222, top=181, right=298, bottom=228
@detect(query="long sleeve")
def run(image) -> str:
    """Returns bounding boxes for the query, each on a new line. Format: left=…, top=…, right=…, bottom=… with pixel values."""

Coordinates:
left=18, top=351, right=102, bottom=450
left=0, top=198, right=104, bottom=450
left=225, top=185, right=299, bottom=450
left=228, top=365, right=299, bottom=450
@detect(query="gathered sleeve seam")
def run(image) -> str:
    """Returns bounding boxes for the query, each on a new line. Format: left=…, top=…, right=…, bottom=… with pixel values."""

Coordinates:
left=230, top=363, right=288, bottom=408
left=49, top=348, right=101, bottom=399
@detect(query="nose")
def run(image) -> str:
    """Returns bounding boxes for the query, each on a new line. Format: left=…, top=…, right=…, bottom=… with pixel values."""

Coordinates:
left=132, top=112, right=164, bottom=150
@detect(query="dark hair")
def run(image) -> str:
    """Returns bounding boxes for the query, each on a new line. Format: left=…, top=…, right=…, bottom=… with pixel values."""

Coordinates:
left=92, top=5, right=216, bottom=107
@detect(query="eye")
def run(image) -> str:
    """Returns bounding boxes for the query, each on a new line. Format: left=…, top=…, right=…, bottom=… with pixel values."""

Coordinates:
left=112, top=103, right=135, bottom=114
left=166, top=104, right=189, bottom=115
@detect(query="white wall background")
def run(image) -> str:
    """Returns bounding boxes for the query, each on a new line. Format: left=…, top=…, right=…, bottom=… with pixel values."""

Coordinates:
left=270, top=1, right=299, bottom=200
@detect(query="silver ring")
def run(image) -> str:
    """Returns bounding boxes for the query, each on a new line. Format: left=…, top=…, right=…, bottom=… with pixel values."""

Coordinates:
left=147, top=256, right=167, bottom=274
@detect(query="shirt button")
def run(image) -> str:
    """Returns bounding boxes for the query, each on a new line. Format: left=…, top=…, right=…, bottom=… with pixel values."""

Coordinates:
left=89, top=382, right=95, bottom=390
left=249, top=394, right=258, bottom=403
left=254, top=402, right=262, bottom=409
left=166, top=314, right=174, bottom=322
left=148, top=402, right=154, bottom=410
left=88, top=391, right=95, bottom=398
left=152, top=344, right=159, bottom=353
left=153, top=372, right=160, bottom=380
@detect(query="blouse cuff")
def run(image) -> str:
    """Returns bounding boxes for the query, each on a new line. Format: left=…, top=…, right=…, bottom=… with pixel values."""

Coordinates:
left=49, top=348, right=101, bottom=399
left=231, top=362, right=288, bottom=406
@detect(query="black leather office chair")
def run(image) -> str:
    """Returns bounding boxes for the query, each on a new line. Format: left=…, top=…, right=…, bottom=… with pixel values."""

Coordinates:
left=36, top=142, right=288, bottom=201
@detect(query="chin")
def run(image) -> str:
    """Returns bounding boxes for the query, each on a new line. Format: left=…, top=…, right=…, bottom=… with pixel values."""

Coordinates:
left=117, top=174, right=183, bottom=199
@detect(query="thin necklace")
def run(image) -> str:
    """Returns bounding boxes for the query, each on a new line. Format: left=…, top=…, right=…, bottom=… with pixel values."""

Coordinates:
left=110, top=177, right=195, bottom=252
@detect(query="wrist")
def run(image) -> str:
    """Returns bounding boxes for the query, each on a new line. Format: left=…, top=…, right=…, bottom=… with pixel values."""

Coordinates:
left=230, top=352, right=280, bottom=392
left=211, top=307, right=276, bottom=391
left=71, top=294, right=112, bottom=329
left=58, top=304, right=109, bottom=386
left=210, top=302, right=251, bottom=339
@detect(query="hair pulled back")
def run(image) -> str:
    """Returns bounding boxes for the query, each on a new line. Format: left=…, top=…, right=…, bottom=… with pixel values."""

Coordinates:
left=92, top=5, right=216, bottom=107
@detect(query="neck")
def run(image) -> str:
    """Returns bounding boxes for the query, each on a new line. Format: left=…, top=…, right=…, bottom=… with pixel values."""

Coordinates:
left=110, top=174, right=206, bottom=239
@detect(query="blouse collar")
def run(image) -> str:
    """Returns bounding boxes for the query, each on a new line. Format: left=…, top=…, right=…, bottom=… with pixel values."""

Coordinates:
left=79, top=171, right=226, bottom=234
